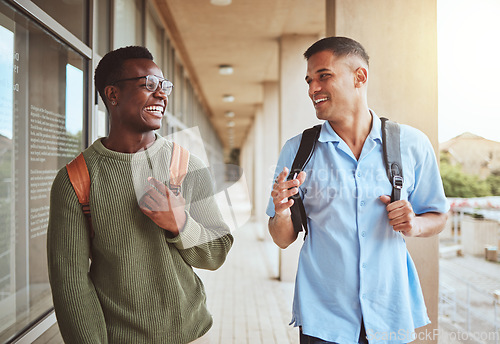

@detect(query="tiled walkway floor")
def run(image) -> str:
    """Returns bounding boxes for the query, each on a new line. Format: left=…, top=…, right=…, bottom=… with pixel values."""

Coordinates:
left=196, top=222, right=297, bottom=344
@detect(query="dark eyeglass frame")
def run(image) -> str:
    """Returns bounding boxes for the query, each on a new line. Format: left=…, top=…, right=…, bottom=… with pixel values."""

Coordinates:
left=110, top=75, right=173, bottom=95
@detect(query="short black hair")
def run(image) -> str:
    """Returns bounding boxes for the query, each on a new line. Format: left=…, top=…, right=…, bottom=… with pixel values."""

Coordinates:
left=304, top=37, right=369, bottom=66
left=94, top=46, right=154, bottom=105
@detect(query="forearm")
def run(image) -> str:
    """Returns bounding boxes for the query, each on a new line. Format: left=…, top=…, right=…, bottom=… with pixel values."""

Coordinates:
left=51, top=274, right=108, bottom=344
left=168, top=210, right=233, bottom=270
left=412, top=212, right=448, bottom=237
left=268, top=213, right=298, bottom=249
left=48, top=225, right=108, bottom=343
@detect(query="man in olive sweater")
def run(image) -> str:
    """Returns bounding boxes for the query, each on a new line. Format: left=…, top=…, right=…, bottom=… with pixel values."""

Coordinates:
left=47, top=46, right=233, bottom=343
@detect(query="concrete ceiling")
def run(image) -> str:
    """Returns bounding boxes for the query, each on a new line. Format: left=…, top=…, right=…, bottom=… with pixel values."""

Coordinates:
left=154, top=0, right=325, bottom=151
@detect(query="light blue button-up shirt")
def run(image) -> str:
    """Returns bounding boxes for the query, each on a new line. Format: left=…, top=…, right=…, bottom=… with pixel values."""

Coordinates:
left=266, top=113, right=449, bottom=344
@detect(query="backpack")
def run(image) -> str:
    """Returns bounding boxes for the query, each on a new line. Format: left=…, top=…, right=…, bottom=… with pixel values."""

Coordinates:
left=288, top=117, right=403, bottom=238
left=65, top=142, right=190, bottom=240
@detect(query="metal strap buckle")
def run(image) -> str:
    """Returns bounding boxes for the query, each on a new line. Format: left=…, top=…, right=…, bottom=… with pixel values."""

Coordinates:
left=392, top=175, right=404, bottom=190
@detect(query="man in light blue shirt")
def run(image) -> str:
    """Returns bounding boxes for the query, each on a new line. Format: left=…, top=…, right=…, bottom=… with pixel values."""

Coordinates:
left=266, top=37, right=449, bottom=344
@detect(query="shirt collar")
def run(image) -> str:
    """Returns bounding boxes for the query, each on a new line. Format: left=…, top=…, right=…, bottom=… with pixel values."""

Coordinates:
left=317, top=109, right=383, bottom=144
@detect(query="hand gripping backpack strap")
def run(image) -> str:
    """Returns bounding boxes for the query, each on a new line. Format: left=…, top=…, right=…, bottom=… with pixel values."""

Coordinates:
left=380, top=117, right=403, bottom=202
left=288, top=124, right=322, bottom=238
left=169, top=142, right=190, bottom=196
left=66, top=153, right=95, bottom=240
left=65, top=143, right=190, bottom=249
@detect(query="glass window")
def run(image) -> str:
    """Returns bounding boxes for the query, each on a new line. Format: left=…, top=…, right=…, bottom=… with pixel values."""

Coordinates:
left=145, top=9, right=163, bottom=65
left=95, top=0, right=110, bottom=56
left=31, top=0, right=88, bottom=43
left=113, top=0, right=144, bottom=48
left=174, top=61, right=184, bottom=120
left=0, top=2, right=86, bottom=341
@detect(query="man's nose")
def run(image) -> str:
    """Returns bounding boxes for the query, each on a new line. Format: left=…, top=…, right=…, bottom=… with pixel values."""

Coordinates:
left=308, top=80, right=321, bottom=95
left=154, top=87, right=168, bottom=100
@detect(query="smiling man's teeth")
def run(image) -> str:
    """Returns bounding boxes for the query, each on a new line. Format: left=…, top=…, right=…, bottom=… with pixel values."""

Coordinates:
left=314, top=98, right=328, bottom=104
left=145, top=106, right=164, bottom=112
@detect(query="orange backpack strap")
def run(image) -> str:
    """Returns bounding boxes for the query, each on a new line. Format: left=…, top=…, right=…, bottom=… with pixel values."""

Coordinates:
left=169, top=143, right=190, bottom=196
left=66, top=153, right=95, bottom=240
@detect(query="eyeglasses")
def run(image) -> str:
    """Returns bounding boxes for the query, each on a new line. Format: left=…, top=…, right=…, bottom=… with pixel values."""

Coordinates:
left=111, top=75, right=173, bottom=95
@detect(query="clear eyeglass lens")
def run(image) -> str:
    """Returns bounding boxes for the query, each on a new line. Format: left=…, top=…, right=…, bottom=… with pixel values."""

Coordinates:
left=145, top=75, right=172, bottom=95
left=161, top=80, right=173, bottom=95
left=145, top=76, right=159, bottom=92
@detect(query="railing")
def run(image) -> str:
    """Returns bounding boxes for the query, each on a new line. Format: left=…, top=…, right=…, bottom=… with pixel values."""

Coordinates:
left=440, top=266, right=500, bottom=344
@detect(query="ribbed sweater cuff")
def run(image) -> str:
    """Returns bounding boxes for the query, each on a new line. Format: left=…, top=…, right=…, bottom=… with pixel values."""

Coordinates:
left=166, top=211, right=202, bottom=249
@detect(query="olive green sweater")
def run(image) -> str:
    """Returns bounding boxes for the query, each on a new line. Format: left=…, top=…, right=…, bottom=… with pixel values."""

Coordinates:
left=47, top=136, right=233, bottom=344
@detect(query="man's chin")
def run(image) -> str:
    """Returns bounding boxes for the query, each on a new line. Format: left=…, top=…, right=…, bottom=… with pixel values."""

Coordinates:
left=315, top=112, right=328, bottom=121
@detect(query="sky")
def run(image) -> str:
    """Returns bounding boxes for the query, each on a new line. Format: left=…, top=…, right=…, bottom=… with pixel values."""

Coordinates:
left=438, top=0, right=500, bottom=143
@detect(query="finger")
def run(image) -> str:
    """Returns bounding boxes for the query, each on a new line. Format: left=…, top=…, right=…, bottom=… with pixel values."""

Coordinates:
left=140, top=204, right=153, bottom=215
left=392, top=222, right=412, bottom=235
left=147, top=177, right=168, bottom=195
left=385, top=199, right=412, bottom=213
left=274, top=198, right=294, bottom=214
left=296, top=171, right=307, bottom=185
left=140, top=193, right=163, bottom=211
left=390, top=202, right=414, bottom=219
left=273, top=177, right=298, bottom=194
left=276, top=167, right=289, bottom=184
left=379, top=195, right=391, bottom=205
left=143, top=186, right=167, bottom=203
left=139, top=196, right=155, bottom=211
left=277, top=187, right=299, bottom=202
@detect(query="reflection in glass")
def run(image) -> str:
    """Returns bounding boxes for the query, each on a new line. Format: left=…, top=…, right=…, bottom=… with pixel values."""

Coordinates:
left=31, top=0, right=88, bottom=43
left=0, top=21, right=14, bottom=336
left=65, top=64, right=83, bottom=136
left=0, top=2, right=86, bottom=341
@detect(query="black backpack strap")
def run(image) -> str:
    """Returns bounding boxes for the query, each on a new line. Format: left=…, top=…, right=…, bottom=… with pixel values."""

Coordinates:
left=287, top=125, right=322, bottom=238
left=381, top=117, right=403, bottom=202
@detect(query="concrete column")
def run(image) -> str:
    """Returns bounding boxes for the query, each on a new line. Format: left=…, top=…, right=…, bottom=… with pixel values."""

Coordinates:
left=253, top=105, right=266, bottom=239
left=329, top=1, right=440, bottom=342
left=241, top=120, right=255, bottom=218
left=278, top=35, right=321, bottom=282
left=262, top=81, right=280, bottom=193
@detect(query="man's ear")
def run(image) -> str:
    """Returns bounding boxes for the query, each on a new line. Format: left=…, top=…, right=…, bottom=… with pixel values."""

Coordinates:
left=104, top=85, right=119, bottom=106
left=354, top=67, right=368, bottom=87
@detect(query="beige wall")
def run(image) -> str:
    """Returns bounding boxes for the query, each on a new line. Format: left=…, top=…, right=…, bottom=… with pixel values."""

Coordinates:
left=279, top=35, right=322, bottom=147
left=332, top=1, right=440, bottom=342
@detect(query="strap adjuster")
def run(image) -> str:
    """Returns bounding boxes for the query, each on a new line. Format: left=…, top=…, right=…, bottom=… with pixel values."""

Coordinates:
left=169, top=183, right=181, bottom=196
left=392, top=175, right=404, bottom=190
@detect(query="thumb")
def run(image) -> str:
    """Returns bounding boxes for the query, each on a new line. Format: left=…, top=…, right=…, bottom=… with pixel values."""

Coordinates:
left=297, top=171, right=307, bottom=185
left=379, top=195, right=391, bottom=205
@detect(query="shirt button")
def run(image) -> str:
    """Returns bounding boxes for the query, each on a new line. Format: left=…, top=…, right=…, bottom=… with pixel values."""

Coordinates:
left=362, top=263, right=367, bottom=268
left=360, top=201, right=365, bottom=207
left=357, top=171, right=361, bottom=177
left=361, top=231, right=366, bottom=237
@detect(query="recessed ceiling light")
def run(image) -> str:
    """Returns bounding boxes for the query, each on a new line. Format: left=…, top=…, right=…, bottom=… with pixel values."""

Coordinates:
left=223, top=95, right=235, bottom=102
left=210, top=0, right=231, bottom=5
left=219, top=65, right=233, bottom=75
left=225, top=111, right=235, bottom=118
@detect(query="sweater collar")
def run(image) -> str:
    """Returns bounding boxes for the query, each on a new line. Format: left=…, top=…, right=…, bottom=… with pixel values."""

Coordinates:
left=92, top=132, right=168, bottom=161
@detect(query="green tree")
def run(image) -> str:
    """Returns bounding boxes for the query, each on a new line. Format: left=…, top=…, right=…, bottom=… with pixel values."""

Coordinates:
left=440, top=154, right=491, bottom=198
left=485, top=171, right=500, bottom=196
